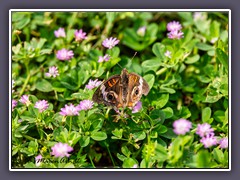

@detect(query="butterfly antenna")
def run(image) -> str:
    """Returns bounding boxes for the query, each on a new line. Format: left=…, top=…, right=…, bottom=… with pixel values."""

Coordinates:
left=131, top=52, right=137, bottom=61
left=116, top=52, right=137, bottom=69
left=116, top=62, right=123, bottom=69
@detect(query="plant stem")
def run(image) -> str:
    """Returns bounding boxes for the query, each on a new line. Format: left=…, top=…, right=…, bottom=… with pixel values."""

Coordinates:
left=89, top=155, right=95, bottom=168
left=22, top=134, right=45, bottom=146
left=19, top=73, right=31, bottom=96
left=77, top=146, right=83, bottom=158
left=106, top=143, right=116, bottom=167
left=156, top=67, right=167, bottom=76
left=54, top=90, right=58, bottom=100
left=69, top=116, right=73, bottom=133
left=16, top=34, right=22, bottom=44
left=105, top=108, right=111, bottom=119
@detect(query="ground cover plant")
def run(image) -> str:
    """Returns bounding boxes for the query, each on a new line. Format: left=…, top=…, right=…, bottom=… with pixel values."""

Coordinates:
left=11, top=11, right=229, bottom=169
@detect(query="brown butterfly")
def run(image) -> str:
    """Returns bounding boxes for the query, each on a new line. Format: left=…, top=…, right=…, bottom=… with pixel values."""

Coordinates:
left=92, top=68, right=150, bottom=112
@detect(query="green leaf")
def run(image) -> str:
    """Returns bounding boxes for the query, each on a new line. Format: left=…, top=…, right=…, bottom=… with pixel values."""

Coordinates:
left=52, top=81, right=66, bottom=92
left=35, top=79, right=53, bottom=92
left=60, top=80, right=78, bottom=91
left=150, top=109, right=165, bottom=124
left=141, top=59, right=161, bottom=73
left=12, top=12, right=31, bottom=29
left=196, top=150, right=211, bottom=168
left=157, top=125, right=168, bottom=134
left=122, top=29, right=142, bottom=51
left=112, top=128, right=123, bottom=139
left=63, top=163, right=75, bottom=168
left=185, top=55, right=200, bottom=64
left=152, top=43, right=165, bottom=60
left=71, top=90, right=92, bottom=100
left=53, top=127, right=68, bottom=143
left=178, top=106, right=191, bottom=119
left=107, top=47, right=120, bottom=58
left=40, top=48, right=52, bottom=55
left=216, top=48, right=228, bottom=70
left=213, top=148, right=224, bottom=164
left=122, top=158, right=138, bottom=168
left=68, top=131, right=81, bottom=146
left=160, top=128, right=176, bottom=139
left=91, top=131, right=107, bottom=141
left=117, top=153, right=127, bottom=162
left=202, top=107, right=212, bottom=123
left=66, top=29, right=75, bottom=42
left=210, top=21, right=220, bottom=39
left=197, top=75, right=211, bottom=83
left=88, top=113, right=105, bottom=131
left=162, top=107, right=173, bottom=119
left=36, top=38, right=47, bottom=49
left=213, top=110, right=225, bottom=123
left=132, top=131, right=146, bottom=141
left=12, top=146, right=19, bottom=156
left=196, top=43, right=214, bottom=51
left=93, top=67, right=105, bottom=77
left=28, top=104, right=38, bottom=117
left=182, top=28, right=193, bottom=45
left=168, top=136, right=192, bottom=164
left=152, top=93, right=169, bottom=109
left=23, top=162, right=36, bottom=168
left=160, top=87, right=176, bottom=94
left=106, top=12, right=116, bottom=23
left=178, top=12, right=193, bottom=22
left=204, top=94, right=222, bottom=103
left=79, top=136, right=90, bottom=147
left=27, top=140, right=38, bottom=156
left=155, top=143, right=167, bottom=162
left=143, top=74, right=155, bottom=90
left=140, top=159, right=147, bottom=168
left=121, top=146, right=131, bottom=157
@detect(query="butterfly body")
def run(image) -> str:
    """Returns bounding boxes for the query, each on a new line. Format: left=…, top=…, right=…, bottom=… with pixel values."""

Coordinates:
left=92, top=68, right=149, bottom=111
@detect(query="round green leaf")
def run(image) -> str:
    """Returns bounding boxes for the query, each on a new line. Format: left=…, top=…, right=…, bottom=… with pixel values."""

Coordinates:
left=91, top=131, right=107, bottom=141
left=142, top=59, right=161, bottom=73
left=35, top=79, right=53, bottom=92
left=79, top=136, right=90, bottom=147
left=185, top=55, right=200, bottom=64
left=162, top=107, right=173, bottom=119
left=152, top=43, right=165, bottom=60
left=202, top=107, right=212, bottom=123
left=143, top=74, right=155, bottom=90
left=122, top=158, right=138, bottom=168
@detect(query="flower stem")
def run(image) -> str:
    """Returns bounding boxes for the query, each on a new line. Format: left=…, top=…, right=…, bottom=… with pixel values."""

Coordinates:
left=105, top=108, right=111, bottom=119
left=54, top=90, right=58, bottom=100
left=77, top=146, right=83, bottom=158
left=19, top=73, right=31, bottom=97
left=156, top=67, right=167, bottom=76
left=22, top=134, right=45, bottom=146
left=69, top=116, right=73, bottom=133
left=106, top=142, right=116, bottom=167
left=89, top=155, right=96, bottom=168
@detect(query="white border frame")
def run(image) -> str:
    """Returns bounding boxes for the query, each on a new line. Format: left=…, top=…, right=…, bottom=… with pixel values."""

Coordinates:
left=9, top=9, right=231, bottom=171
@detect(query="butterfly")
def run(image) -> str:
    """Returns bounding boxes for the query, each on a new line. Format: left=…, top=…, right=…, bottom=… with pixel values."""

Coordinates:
left=92, top=68, right=150, bottom=112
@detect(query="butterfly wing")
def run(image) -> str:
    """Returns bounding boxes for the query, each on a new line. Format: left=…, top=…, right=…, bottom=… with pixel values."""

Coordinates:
left=92, top=75, right=123, bottom=108
left=126, top=73, right=150, bottom=107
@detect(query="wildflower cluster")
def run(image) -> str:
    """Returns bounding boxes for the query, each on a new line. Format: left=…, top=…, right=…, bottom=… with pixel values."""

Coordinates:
left=173, top=120, right=228, bottom=149
left=59, top=100, right=94, bottom=116
left=167, top=21, right=184, bottom=39
left=45, top=66, right=59, bottom=78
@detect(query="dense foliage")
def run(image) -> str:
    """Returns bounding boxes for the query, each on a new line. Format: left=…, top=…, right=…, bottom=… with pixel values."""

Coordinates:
left=11, top=11, right=229, bottom=169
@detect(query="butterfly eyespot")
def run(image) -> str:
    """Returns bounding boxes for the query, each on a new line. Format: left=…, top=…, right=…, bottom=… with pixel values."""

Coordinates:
left=107, top=94, right=114, bottom=100
left=135, top=89, right=139, bottom=95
